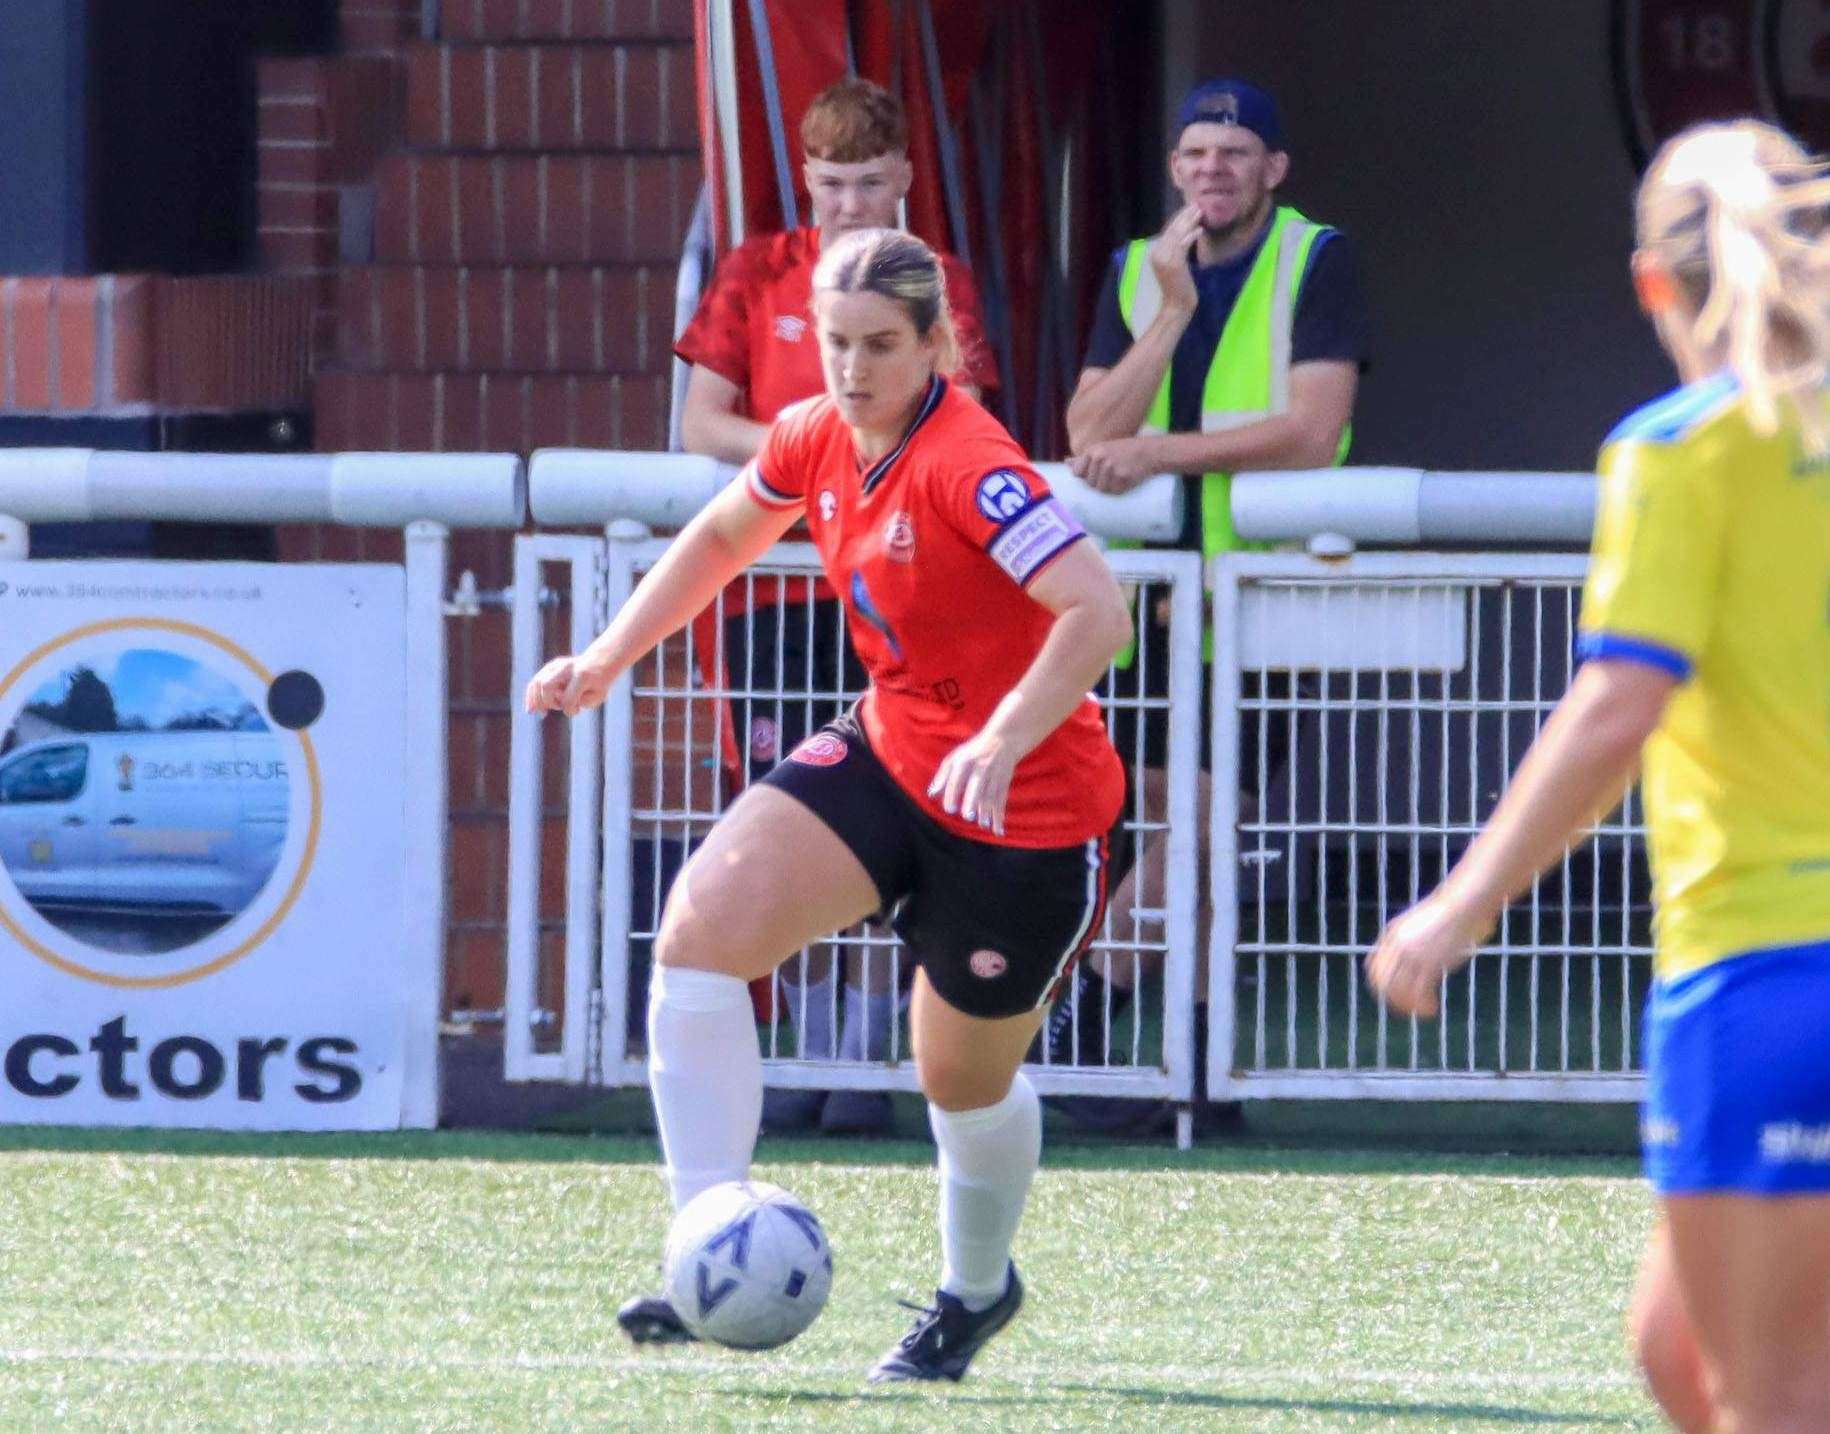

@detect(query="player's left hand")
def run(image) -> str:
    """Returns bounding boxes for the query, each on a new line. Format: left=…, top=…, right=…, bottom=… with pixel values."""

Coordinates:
left=929, top=730, right=1019, bottom=837
left=1364, top=895, right=1487, bottom=1018
left=1068, top=437, right=1160, bottom=495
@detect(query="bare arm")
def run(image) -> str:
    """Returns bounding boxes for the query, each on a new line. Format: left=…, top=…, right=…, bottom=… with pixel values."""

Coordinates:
left=679, top=365, right=770, bottom=465
left=1367, top=659, right=1676, bottom=1016
left=525, top=479, right=801, bottom=716
left=1065, top=206, right=1203, bottom=452
left=1069, top=360, right=1359, bottom=493
left=929, top=540, right=1132, bottom=834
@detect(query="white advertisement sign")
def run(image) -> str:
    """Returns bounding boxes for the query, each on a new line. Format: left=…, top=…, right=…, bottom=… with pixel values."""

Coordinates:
left=0, top=562, right=415, bottom=1129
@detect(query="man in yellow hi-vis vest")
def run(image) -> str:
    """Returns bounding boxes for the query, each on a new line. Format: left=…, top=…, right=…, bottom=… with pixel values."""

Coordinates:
left=1050, top=79, right=1366, bottom=1129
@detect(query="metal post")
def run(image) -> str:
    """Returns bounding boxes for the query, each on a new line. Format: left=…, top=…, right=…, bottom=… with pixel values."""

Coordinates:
left=402, top=520, right=450, bottom=1127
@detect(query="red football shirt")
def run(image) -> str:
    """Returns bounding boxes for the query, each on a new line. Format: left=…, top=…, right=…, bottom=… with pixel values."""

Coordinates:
left=744, top=378, right=1122, bottom=849
left=674, top=227, right=1000, bottom=423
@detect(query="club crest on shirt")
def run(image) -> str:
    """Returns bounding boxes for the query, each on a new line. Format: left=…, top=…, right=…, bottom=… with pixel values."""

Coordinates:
left=774, top=314, right=808, bottom=343
left=817, top=490, right=837, bottom=521
left=789, top=732, right=847, bottom=767
left=883, top=511, right=915, bottom=563
left=975, top=469, right=1030, bottom=523
left=969, top=949, right=1009, bottom=980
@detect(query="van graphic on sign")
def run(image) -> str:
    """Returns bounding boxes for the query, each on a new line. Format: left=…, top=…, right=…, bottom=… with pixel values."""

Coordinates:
left=0, top=731, right=289, bottom=921
left=0, top=647, right=294, bottom=956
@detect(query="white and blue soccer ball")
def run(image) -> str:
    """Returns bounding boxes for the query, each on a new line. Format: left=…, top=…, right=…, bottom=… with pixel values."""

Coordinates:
left=662, top=1180, right=833, bottom=1350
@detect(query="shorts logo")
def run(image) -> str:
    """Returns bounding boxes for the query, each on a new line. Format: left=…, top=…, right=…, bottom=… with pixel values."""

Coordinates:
left=974, top=469, right=1030, bottom=524
left=1761, top=1122, right=1830, bottom=1164
left=817, top=490, right=837, bottom=522
left=748, top=717, right=778, bottom=764
left=789, top=733, right=847, bottom=768
left=774, top=315, right=808, bottom=343
left=969, top=949, right=1008, bottom=980
left=883, top=511, right=915, bottom=563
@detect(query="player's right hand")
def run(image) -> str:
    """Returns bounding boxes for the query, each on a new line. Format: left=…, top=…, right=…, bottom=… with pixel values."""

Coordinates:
left=1147, top=205, right=1203, bottom=315
left=524, top=651, right=613, bottom=718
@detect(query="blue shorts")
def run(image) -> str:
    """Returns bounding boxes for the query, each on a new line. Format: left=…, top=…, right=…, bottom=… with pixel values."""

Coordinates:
left=1643, top=939, right=1830, bottom=1196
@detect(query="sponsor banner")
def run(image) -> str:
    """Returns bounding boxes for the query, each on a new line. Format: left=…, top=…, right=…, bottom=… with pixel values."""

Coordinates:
left=0, top=562, right=412, bottom=1130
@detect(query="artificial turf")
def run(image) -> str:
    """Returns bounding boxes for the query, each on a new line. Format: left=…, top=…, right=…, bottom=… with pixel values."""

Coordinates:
left=0, top=1125, right=1659, bottom=1430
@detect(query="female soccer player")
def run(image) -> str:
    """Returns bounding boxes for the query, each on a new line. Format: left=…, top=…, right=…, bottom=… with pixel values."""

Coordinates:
left=527, top=228, right=1131, bottom=1383
left=1367, top=120, right=1830, bottom=1432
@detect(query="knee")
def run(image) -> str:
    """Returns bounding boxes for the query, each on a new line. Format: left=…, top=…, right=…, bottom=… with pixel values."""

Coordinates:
left=654, top=871, right=758, bottom=972
left=919, top=1054, right=1007, bottom=1113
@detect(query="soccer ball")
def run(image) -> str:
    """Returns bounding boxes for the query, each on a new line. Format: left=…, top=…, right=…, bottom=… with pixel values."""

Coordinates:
left=662, top=1180, right=833, bottom=1349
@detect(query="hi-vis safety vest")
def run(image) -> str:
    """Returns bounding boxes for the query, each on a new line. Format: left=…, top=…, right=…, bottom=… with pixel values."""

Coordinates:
left=1111, top=203, right=1351, bottom=662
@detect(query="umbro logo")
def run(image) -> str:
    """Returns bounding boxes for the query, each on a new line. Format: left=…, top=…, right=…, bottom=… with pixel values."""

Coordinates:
left=774, top=315, right=808, bottom=343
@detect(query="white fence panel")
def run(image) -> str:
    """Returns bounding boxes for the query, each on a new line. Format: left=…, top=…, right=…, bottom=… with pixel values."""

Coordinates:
left=1209, top=552, right=1649, bottom=1102
left=582, top=537, right=1203, bottom=1104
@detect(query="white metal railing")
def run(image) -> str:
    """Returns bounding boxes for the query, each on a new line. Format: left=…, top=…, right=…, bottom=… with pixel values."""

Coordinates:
left=504, top=532, right=1204, bottom=1126
left=1209, top=551, right=1649, bottom=1101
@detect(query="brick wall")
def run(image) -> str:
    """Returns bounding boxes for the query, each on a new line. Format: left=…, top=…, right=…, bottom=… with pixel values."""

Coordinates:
left=294, top=0, right=700, bottom=1015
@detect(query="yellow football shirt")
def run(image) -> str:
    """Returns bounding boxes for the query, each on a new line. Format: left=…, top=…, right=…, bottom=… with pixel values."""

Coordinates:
left=1579, top=374, right=1830, bottom=979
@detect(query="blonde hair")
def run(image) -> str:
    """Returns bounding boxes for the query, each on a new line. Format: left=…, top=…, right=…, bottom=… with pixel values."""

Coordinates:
left=811, top=228, right=959, bottom=373
left=1637, top=120, right=1830, bottom=455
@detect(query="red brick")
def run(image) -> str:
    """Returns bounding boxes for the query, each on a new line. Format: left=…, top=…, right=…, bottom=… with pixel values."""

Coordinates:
left=550, top=268, right=596, bottom=370
left=52, top=278, right=97, bottom=410
left=464, top=268, right=508, bottom=369
left=422, top=157, right=460, bottom=263
left=620, top=45, right=660, bottom=150
left=442, top=374, right=485, bottom=450
left=576, top=374, right=617, bottom=447
left=258, top=58, right=327, bottom=103
left=630, top=155, right=693, bottom=260
left=274, top=525, right=321, bottom=562
left=469, top=607, right=512, bottom=702
left=259, top=229, right=337, bottom=274
left=479, top=712, right=512, bottom=810
left=577, top=46, right=619, bottom=149
left=449, top=710, right=486, bottom=811
left=446, top=47, right=488, bottom=149
left=421, top=268, right=462, bottom=369
left=9, top=278, right=52, bottom=410
left=650, top=0, right=694, bottom=40
left=371, top=268, right=415, bottom=368
left=324, top=56, right=407, bottom=183
left=259, top=99, right=327, bottom=145
left=537, top=156, right=579, bottom=263
left=373, top=156, right=413, bottom=261
left=451, top=818, right=503, bottom=922
left=364, top=527, right=405, bottom=564
left=257, top=141, right=331, bottom=187
left=405, top=45, right=445, bottom=147
left=480, top=373, right=528, bottom=451
left=259, top=185, right=339, bottom=230
left=108, top=274, right=155, bottom=406
left=524, top=0, right=569, bottom=41
left=498, top=159, right=539, bottom=264
left=494, top=267, right=533, bottom=370
left=617, top=371, right=668, bottom=449
left=342, top=369, right=395, bottom=448
left=394, top=373, right=438, bottom=449
left=491, top=48, right=535, bottom=150
left=661, top=43, right=695, bottom=149
left=539, top=814, right=566, bottom=920
left=455, top=157, right=499, bottom=270
left=447, top=927, right=506, bottom=1011
left=535, top=45, right=579, bottom=148
left=335, top=269, right=375, bottom=367
left=526, top=374, right=575, bottom=447
left=341, top=7, right=414, bottom=54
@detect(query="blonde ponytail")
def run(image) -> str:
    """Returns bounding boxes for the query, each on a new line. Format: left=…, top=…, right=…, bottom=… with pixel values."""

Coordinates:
left=1637, top=121, right=1830, bottom=456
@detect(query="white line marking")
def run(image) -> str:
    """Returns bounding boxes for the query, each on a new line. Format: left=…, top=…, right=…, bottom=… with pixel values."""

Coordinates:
left=0, top=1345, right=1640, bottom=1393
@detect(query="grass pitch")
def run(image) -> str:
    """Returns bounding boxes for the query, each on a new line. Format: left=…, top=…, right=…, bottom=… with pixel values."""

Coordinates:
left=0, top=1126, right=1659, bottom=1430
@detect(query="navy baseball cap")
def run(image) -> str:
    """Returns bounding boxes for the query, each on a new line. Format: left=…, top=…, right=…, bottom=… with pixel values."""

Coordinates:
left=1174, top=78, right=1284, bottom=151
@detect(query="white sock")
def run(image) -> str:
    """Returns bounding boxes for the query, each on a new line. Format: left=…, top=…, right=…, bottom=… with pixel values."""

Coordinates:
left=647, top=965, right=760, bottom=1211
left=928, top=1074, right=1041, bottom=1311
left=783, top=968, right=837, bottom=1060
left=839, top=981, right=902, bottom=1061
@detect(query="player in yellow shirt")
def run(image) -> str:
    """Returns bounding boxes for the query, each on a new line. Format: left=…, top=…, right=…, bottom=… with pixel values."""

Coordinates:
left=1368, top=120, right=1830, bottom=1433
